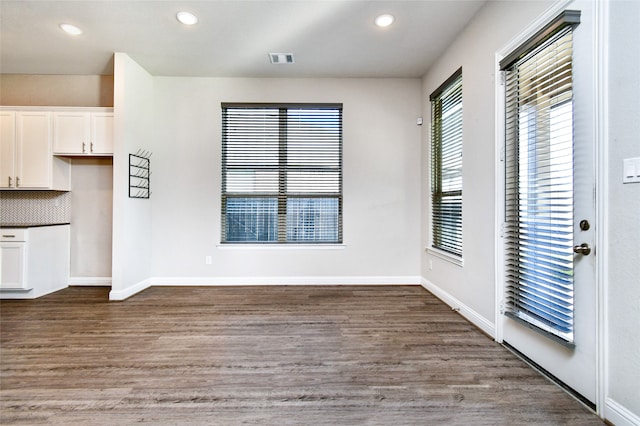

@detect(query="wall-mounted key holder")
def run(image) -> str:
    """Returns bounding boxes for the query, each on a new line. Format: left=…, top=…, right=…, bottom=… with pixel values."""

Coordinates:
left=129, top=150, right=151, bottom=199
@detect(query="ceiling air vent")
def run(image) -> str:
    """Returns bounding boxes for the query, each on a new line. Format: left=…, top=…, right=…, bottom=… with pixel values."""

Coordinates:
left=269, top=53, right=295, bottom=64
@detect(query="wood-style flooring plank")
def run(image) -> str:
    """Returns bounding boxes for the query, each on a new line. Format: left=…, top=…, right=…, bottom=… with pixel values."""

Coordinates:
left=1, top=286, right=602, bottom=425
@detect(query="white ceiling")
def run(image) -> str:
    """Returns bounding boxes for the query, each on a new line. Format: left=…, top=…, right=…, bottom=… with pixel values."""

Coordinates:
left=0, top=0, right=486, bottom=78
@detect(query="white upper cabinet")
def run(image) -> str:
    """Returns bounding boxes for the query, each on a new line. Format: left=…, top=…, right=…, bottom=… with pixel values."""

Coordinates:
left=0, top=109, right=70, bottom=190
left=90, top=112, right=114, bottom=155
left=0, top=111, right=17, bottom=188
left=16, top=111, right=53, bottom=188
left=53, top=111, right=90, bottom=154
left=53, top=108, right=113, bottom=155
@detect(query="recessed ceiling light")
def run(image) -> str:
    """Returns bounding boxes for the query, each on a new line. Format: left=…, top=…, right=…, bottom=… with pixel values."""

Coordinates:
left=375, top=14, right=395, bottom=28
left=176, top=11, right=198, bottom=25
left=59, top=23, right=83, bottom=35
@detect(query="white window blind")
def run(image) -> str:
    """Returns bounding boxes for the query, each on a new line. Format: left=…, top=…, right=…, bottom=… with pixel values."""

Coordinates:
left=430, top=69, right=463, bottom=257
left=503, top=12, right=579, bottom=345
left=221, top=104, right=342, bottom=243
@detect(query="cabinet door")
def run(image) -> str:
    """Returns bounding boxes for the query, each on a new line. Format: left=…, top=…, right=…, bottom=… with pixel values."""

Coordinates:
left=0, top=111, right=16, bottom=188
left=1, top=243, right=27, bottom=289
left=16, top=111, right=52, bottom=188
left=53, top=111, right=90, bottom=154
left=90, top=113, right=113, bottom=154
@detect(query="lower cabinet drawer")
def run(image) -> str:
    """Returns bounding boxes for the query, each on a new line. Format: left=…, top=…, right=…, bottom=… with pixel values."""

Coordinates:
left=1, top=229, right=27, bottom=242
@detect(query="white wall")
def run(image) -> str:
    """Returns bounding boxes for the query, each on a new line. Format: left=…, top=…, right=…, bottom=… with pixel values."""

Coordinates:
left=421, top=0, right=554, bottom=323
left=70, top=158, right=113, bottom=278
left=110, top=53, right=155, bottom=299
left=421, top=0, right=640, bottom=422
left=0, top=74, right=113, bottom=107
left=607, top=0, right=640, bottom=420
left=149, top=77, right=422, bottom=282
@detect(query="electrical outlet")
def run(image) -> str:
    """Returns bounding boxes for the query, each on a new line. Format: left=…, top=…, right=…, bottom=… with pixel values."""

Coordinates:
left=623, top=157, right=640, bottom=183
left=205, top=256, right=212, bottom=265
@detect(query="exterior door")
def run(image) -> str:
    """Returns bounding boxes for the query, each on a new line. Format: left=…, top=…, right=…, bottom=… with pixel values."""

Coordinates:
left=500, top=4, right=597, bottom=405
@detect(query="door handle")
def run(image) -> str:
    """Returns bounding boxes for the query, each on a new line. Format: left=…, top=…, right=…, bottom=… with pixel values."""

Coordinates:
left=573, top=243, right=591, bottom=256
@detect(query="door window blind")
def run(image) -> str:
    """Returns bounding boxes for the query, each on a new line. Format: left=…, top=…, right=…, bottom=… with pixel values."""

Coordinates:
left=503, top=13, right=579, bottom=345
left=430, top=69, right=463, bottom=257
left=221, top=104, right=342, bottom=243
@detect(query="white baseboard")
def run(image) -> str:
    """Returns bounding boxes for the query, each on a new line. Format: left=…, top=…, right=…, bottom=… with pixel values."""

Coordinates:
left=0, top=289, right=34, bottom=299
left=106, top=276, right=422, bottom=300
left=109, top=278, right=151, bottom=301
left=605, top=397, right=640, bottom=426
left=421, top=277, right=496, bottom=338
left=69, top=277, right=112, bottom=286
left=35, top=282, right=69, bottom=298
left=150, top=275, right=422, bottom=287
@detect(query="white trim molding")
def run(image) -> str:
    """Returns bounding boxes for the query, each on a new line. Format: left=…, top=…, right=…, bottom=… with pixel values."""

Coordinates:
left=593, top=0, right=609, bottom=417
left=425, top=247, right=463, bottom=267
left=217, top=244, right=346, bottom=250
left=151, top=276, right=422, bottom=287
left=605, top=398, right=640, bottom=426
left=421, top=277, right=495, bottom=339
left=494, top=51, right=506, bottom=345
left=498, top=0, right=573, bottom=60
left=69, top=277, right=112, bottom=286
left=106, top=276, right=423, bottom=300
left=109, top=278, right=151, bottom=301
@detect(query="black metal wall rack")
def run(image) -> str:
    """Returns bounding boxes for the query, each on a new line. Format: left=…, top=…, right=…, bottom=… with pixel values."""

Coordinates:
left=129, top=150, right=151, bottom=199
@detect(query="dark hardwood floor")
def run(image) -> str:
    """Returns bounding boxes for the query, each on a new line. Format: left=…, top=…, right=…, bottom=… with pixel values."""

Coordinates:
left=1, top=285, right=602, bottom=425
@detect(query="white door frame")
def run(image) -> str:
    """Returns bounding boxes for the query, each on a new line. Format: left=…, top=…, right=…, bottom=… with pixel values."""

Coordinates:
left=493, top=0, right=608, bottom=416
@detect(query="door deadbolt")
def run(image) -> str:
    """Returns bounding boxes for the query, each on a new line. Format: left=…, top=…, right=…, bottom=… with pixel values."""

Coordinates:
left=573, top=243, right=591, bottom=256
left=579, top=220, right=590, bottom=231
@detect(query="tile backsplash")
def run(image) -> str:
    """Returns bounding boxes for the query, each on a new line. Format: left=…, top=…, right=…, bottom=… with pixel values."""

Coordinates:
left=0, top=191, right=71, bottom=224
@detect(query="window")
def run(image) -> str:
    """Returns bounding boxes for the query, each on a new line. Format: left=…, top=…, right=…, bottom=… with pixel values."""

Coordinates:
left=502, top=11, right=580, bottom=345
left=221, top=104, right=342, bottom=244
left=430, top=69, right=463, bottom=258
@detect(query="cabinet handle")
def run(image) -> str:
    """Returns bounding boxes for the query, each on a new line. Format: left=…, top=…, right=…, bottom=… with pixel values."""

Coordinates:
left=2, top=235, right=16, bottom=238
left=82, top=142, right=86, bottom=153
left=90, top=142, right=94, bottom=153
left=8, top=176, right=11, bottom=187
left=16, top=176, right=20, bottom=187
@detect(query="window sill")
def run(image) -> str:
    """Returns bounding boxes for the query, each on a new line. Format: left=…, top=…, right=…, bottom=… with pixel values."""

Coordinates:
left=217, top=244, right=346, bottom=250
left=426, top=247, right=464, bottom=267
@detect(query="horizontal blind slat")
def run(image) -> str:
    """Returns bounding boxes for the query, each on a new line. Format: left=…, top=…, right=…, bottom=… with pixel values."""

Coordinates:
left=222, top=105, right=342, bottom=243
left=504, top=25, right=575, bottom=344
left=431, top=71, right=463, bottom=257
